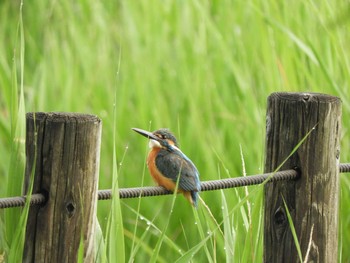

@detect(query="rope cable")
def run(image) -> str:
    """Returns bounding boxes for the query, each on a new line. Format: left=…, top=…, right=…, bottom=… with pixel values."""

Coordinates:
left=0, top=163, right=349, bottom=209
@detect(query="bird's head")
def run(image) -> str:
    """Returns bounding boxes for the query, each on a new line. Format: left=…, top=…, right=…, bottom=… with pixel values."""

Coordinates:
left=132, top=128, right=179, bottom=150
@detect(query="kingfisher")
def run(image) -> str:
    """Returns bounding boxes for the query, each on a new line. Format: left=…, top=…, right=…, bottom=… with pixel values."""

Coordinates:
left=132, top=128, right=201, bottom=207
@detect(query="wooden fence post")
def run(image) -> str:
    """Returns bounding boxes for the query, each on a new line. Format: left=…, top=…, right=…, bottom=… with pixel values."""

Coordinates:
left=23, top=112, right=102, bottom=263
left=263, top=93, right=341, bottom=262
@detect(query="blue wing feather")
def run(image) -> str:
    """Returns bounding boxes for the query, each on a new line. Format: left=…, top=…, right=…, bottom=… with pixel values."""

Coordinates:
left=155, top=147, right=201, bottom=193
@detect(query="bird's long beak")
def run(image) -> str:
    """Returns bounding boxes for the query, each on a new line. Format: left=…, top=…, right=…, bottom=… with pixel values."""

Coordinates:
left=132, top=128, right=159, bottom=141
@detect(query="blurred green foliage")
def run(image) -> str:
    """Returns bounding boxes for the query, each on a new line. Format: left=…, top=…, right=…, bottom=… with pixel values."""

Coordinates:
left=0, top=0, right=349, bottom=261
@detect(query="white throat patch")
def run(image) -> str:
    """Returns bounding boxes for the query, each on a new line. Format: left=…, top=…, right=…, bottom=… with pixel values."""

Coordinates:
left=149, top=139, right=161, bottom=148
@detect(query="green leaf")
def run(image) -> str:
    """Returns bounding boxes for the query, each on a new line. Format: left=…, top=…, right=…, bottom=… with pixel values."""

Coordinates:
left=282, top=196, right=303, bottom=262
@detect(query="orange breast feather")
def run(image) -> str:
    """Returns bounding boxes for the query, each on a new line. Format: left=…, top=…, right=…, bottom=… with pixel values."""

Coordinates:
left=147, top=148, right=195, bottom=205
left=147, top=148, right=177, bottom=191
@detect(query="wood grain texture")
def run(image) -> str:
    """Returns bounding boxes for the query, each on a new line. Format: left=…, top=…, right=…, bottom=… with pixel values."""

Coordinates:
left=24, top=112, right=102, bottom=263
left=263, top=93, right=341, bottom=263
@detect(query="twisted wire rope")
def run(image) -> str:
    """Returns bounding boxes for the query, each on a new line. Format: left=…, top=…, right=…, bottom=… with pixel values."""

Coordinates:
left=1, top=163, right=349, bottom=209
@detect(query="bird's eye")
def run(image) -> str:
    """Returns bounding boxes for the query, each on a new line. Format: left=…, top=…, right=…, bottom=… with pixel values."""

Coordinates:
left=156, top=134, right=166, bottom=139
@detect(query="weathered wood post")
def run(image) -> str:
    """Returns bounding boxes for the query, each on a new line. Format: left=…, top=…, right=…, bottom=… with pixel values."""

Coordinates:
left=23, top=112, right=102, bottom=263
left=264, top=92, right=341, bottom=262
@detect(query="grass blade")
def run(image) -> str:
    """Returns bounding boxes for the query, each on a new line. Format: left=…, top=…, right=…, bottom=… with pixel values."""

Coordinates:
left=282, top=196, right=303, bottom=262
left=221, top=191, right=234, bottom=262
left=5, top=2, right=26, bottom=260
left=149, top=180, right=179, bottom=263
left=105, top=44, right=125, bottom=263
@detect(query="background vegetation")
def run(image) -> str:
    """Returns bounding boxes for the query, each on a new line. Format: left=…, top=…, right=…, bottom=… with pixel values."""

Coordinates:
left=0, top=0, right=349, bottom=262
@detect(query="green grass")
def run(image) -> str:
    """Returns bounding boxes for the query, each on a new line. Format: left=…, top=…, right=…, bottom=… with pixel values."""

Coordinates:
left=1, top=0, right=350, bottom=262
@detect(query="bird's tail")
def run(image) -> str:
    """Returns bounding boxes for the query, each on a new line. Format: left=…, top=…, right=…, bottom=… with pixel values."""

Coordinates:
left=191, top=191, right=199, bottom=208
left=183, top=191, right=199, bottom=208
